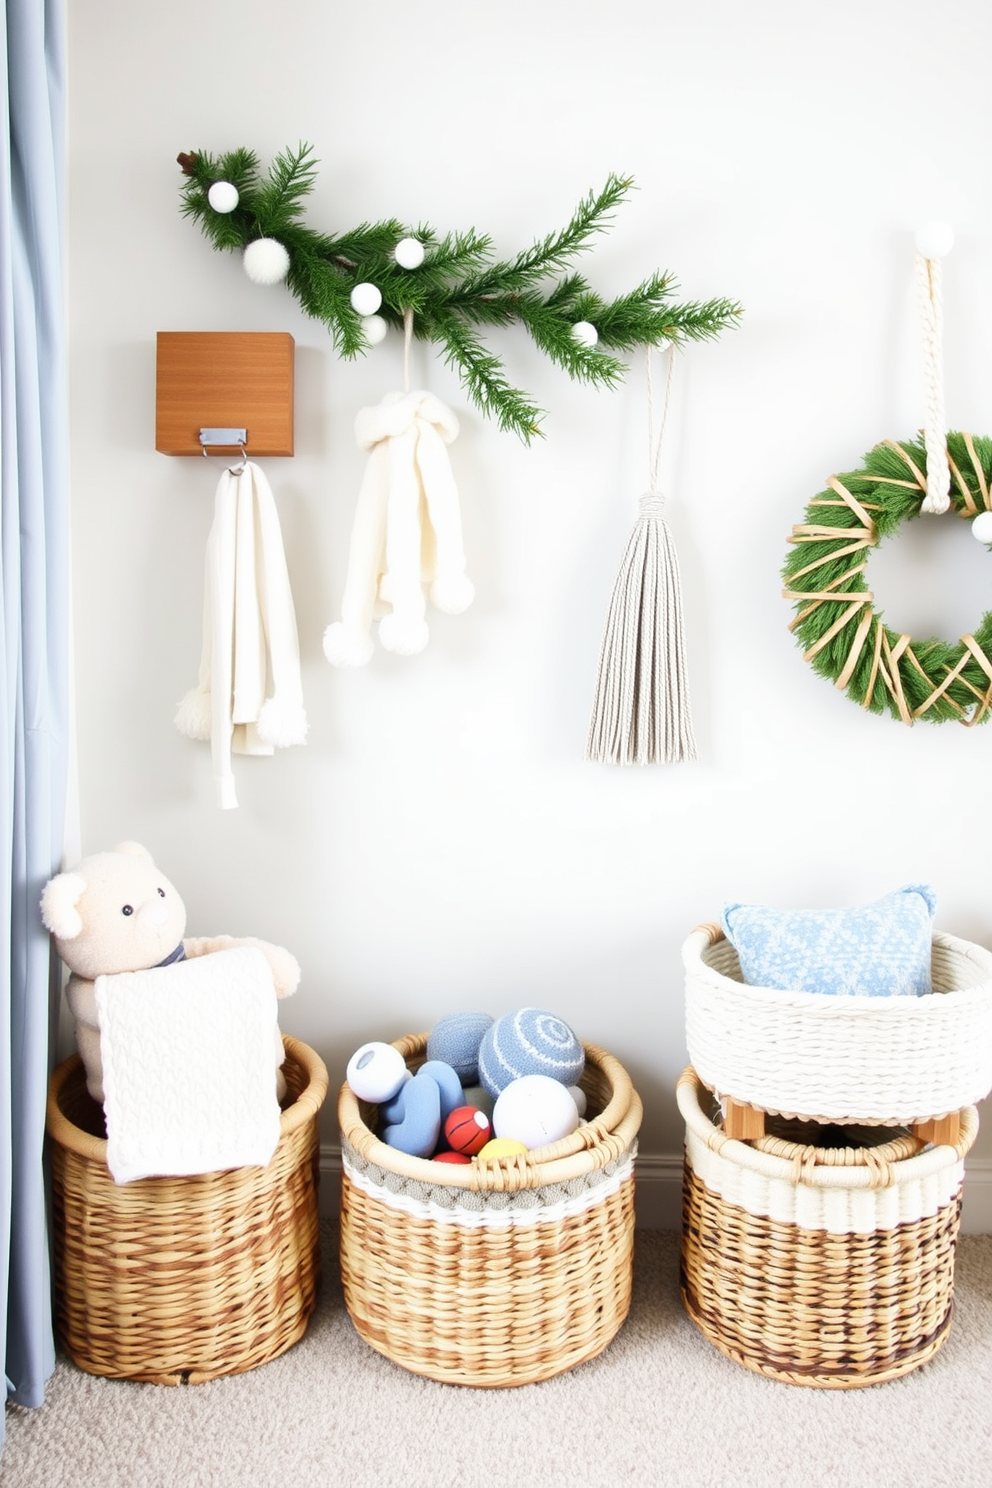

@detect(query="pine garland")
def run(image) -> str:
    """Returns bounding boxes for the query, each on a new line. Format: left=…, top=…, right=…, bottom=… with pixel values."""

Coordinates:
left=177, top=144, right=741, bottom=441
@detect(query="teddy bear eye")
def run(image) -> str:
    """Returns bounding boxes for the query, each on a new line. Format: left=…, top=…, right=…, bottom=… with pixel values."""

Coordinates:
left=121, top=905, right=133, bottom=916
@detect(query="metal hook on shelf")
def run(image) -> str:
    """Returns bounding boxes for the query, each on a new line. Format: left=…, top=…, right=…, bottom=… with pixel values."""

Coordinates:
left=199, top=427, right=249, bottom=470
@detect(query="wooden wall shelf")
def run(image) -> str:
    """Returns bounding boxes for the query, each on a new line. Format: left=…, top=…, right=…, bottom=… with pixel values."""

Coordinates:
left=155, top=331, right=295, bottom=457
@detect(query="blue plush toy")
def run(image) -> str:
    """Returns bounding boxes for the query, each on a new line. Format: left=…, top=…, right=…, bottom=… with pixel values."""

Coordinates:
left=478, top=1008, right=585, bottom=1099
left=381, top=1059, right=464, bottom=1157
left=426, top=1011, right=494, bottom=1084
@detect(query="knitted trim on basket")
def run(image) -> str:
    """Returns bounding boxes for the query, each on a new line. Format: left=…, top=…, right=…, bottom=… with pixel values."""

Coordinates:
left=685, top=1126, right=964, bottom=1235
left=340, top=1136, right=636, bottom=1226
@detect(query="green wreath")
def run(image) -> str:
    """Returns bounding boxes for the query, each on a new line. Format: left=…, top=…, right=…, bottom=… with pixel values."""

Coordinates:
left=782, top=431, right=992, bottom=725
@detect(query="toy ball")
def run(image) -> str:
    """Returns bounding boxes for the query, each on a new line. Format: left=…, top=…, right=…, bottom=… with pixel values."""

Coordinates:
left=568, top=1085, right=587, bottom=1117
left=477, top=1008, right=585, bottom=1099
left=426, top=1011, right=494, bottom=1084
left=207, top=180, right=239, bottom=213
left=972, top=511, right=992, bottom=544
left=346, top=1041, right=408, bottom=1103
left=349, top=281, right=382, bottom=315
left=432, top=1149, right=471, bottom=1165
left=382, top=1069, right=441, bottom=1157
left=571, top=319, right=599, bottom=347
left=242, top=237, right=290, bottom=285
left=493, top=1074, right=580, bottom=1151
left=394, top=236, right=426, bottom=269
left=443, top=1105, right=492, bottom=1156
left=476, top=1137, right=528, bottom=1160
left=416, top=1060, right=465, bottom=1122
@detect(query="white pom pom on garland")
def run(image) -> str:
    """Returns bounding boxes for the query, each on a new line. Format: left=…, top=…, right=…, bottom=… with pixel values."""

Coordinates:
left=243, top=238, right=290, bottom=285
left=350, top=282, right=382, bottom=316
left=972, top=511, right=992, bottom=544
left=207, top=180, right=239, bottom=214
left=394, top=237, right=426, bottom=269
left=362, top=313, right=388, bottom=345
left=571, top=320, right=599, bottom=347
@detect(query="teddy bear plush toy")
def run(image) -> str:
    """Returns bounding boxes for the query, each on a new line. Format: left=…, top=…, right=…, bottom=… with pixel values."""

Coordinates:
left=41, top=841, right=300, bottom=1104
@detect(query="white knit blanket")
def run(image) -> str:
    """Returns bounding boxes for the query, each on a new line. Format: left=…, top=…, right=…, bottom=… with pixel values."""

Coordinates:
left=95, top=947, right=282, bottom=1184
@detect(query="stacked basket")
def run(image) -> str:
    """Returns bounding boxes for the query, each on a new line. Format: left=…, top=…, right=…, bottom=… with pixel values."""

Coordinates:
left=337, top=1032, right=642, bottom=1388
left=679, top=923, right=992, bottom=1387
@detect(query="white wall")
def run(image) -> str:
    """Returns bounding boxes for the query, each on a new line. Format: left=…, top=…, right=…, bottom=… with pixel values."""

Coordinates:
left=67, top=0, right=992, bottom=1221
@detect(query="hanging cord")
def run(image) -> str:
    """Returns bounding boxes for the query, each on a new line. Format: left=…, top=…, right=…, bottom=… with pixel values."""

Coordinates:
left=586, top=341, right=697, bottom=765
left=646, top=338, right=677, bottom=496
left=403, top=305, right=413, bottom=394
left=916, top=235, right=951, bottom=514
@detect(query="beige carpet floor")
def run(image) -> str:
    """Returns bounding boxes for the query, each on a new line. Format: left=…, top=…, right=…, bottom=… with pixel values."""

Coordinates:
left=3, top=1224, right=991, bottom=1488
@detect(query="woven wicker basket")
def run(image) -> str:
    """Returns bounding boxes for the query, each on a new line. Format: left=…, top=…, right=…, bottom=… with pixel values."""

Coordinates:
left=46, top=1034, right=328, bottom=1385
left=677, top=1066, right=977, bottom=1388
left=338, top=1033, right=642, bottom=1388
left=684, top=923, right=992, bottom=1124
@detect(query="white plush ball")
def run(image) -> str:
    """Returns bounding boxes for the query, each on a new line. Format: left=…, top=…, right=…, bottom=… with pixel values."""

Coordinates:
left=571, top=320, right=599, bottom=348
left=207, top=180, right=239, bottom=214
left=493, top=1075, right=580, bottom=1151
left=243, top=237, right=290, bottom=285
left=915, top=222, right=955, bottom=260
left=394, top=236, right=426, bottom=269
left=350, top=281, right=382, bottom=315
left=972, top=511, right=992, bottom=544
left=568, top=1084, right=587, bottom=1118
left=362, top=313, right=388, bottom=345
left=346, top=1041, right=408, bottom=1103
left=429, top=572, right=475, bottom=615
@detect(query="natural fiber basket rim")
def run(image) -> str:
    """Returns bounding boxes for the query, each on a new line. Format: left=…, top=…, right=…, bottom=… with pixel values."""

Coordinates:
left=338, top=1032, right=642, bottom=1190
left=684, top=922, right=992, bottom=1013
left=676, top=1066, right=978, bottom=1189
left=46, top=1034, right=329, bottom=1167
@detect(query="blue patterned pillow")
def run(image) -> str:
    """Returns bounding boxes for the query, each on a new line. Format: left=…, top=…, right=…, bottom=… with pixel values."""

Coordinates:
left=720, top=885, right=936, bottom=997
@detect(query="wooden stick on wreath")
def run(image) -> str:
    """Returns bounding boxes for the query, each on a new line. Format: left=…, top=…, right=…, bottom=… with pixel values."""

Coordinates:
left=587, top=345, right=697, bottom=765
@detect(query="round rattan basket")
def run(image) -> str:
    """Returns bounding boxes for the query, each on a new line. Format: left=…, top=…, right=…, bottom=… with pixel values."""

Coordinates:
left=46, top=1034, right=328, bottom=1385
left=677, top=1066, right=978, bottom=1388
left=683, top=923, right=992, bottom=1123
left=338, top=1033, right=642, bottom=1388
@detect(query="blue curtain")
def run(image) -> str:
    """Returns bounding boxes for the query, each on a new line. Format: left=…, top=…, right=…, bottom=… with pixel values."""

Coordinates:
left=0, top=0, right=69, bottom=1446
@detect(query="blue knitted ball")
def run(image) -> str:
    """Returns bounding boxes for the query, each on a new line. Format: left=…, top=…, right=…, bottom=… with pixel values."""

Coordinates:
left=426, top=1011, right=494, bottom=1085
left=477, top=1008, right=585, bottom=1099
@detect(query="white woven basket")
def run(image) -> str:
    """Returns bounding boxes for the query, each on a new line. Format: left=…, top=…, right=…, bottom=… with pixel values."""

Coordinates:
left=676, top=1067, right=977, bottom=1233
left=683, top=923, right=992, bottom=1124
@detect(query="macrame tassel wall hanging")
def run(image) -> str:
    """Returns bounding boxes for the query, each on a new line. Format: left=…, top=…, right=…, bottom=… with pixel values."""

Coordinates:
left=587, top=346, right=698, bottom=765
left=323, top=309, right=474, bottom=667
left=175, top=457, right=308, bottom=808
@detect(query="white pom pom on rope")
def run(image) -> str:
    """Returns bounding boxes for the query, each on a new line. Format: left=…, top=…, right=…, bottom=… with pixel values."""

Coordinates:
left=243, top=237, right=290, bottom=285
left=207, top=180, right=239, bottom=214
left=915, top=222, right=955, bottom=260
left=972, top=511, right=992, bottom=544
left=350, top=282, right=382, bottom=315
left=394, top=237, right=426, bottom=269
left=571, top=320, right=599, bottom=347
left=362, top=314, right=388, bottom=345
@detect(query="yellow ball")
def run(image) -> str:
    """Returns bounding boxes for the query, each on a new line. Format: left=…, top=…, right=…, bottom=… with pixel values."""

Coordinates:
left=476, top=1137, right=528, bottom=1160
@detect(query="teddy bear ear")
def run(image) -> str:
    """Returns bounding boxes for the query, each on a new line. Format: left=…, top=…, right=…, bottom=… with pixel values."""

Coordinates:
left=40, top=871, right=87, bottom=940
left=113, top=841, right=153, bottom=861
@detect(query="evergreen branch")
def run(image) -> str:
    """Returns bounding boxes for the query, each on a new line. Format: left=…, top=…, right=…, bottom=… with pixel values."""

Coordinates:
left=430, top=310, right=544, bottom=441
left=177, top=146, right=741, bottom=438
